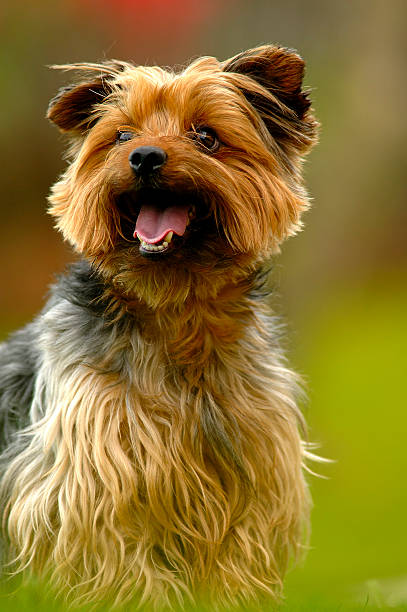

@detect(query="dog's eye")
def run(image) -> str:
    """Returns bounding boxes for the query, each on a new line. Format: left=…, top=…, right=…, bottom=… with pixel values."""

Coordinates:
left=190, top=127, right=219, bottom=152
left=117, top=130, right=135, bottom=144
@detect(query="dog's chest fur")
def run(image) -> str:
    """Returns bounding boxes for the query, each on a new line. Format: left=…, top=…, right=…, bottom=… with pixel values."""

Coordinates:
left=1, top=262, right=306, bottom=606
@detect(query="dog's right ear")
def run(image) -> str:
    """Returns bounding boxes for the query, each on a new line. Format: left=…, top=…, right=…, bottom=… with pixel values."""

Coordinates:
left=47, top=63, right=124, bottom=133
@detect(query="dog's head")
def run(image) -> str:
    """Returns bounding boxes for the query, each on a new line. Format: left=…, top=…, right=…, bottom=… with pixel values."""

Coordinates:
left=48, top=46, right=318, bottom=306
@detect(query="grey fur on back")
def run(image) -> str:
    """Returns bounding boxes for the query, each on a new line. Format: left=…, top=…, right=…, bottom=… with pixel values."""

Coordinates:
left=0, top=324, right=38, bottom=451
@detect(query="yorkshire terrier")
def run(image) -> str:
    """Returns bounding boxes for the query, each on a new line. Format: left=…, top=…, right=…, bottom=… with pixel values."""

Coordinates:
left=0, top=45, right=318, bottom=609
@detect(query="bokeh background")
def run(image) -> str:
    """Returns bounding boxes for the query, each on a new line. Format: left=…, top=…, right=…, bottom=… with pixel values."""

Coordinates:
left=1, top=0, right=406, bottom=609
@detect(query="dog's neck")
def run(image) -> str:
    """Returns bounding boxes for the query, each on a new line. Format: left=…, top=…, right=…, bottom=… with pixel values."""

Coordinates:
left=105, top=269, right=267, bottom=369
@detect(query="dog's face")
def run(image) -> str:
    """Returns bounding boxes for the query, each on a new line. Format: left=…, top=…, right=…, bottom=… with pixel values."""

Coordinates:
left=48, top=46, right=317, bottom=306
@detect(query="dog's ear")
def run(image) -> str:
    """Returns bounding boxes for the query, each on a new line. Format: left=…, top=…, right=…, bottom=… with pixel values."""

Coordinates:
left=222, top=45, right=311, bottom=119
left=47, top=63, right=123, bottom=133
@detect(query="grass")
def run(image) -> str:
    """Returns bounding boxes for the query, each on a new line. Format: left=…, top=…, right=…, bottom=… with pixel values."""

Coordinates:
left=1, top=277, right=406, bottom=610
left=283, top=278, right=407, bottom=610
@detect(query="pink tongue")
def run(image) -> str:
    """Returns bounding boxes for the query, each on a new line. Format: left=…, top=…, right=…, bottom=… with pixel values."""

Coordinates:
left=134, top=204, right=190, bottom=244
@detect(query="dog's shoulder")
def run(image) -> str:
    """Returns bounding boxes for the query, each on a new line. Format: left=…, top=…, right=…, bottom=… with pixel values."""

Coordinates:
left=52, top=258, right=108, bottom=317
left=0, top=260, right=111, bottom=450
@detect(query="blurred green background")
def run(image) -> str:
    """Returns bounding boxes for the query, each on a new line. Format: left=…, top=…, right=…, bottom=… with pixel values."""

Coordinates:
left=1, top=0, right=406, bottom=610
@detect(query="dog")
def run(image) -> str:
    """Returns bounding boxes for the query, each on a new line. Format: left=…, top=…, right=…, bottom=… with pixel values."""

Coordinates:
left=0, top=45, right=318, bottom=609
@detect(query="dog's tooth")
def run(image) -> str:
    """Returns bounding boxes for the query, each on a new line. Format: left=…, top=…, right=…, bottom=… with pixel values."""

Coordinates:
left=141, top=235, right=172, bottom=250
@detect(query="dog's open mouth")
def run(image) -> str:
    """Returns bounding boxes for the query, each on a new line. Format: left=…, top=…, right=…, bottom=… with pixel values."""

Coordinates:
left=124, top=189, right=197, bottom=257
left=135, top=202, right=195, bottom=255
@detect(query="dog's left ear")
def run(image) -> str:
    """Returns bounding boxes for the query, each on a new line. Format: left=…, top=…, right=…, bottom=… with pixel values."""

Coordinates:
left=222, top=45, right=311, bottom=119
left=47, top=63, right=123, bottom=133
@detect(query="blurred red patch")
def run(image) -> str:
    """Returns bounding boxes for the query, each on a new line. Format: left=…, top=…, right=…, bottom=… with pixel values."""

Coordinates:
left=69, top=0, right=227, bottom=36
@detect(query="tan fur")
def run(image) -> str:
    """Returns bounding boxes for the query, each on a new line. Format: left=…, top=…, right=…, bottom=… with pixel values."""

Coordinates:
left=1, top=46, right=318, bottom=609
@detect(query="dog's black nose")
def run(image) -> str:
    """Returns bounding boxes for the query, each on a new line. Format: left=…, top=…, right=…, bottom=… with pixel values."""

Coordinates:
left=129, top=146, right=167, bottom=175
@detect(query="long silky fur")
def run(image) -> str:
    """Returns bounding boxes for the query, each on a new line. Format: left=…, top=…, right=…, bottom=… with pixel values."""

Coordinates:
left=0, top=45, right=318, bottom=610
